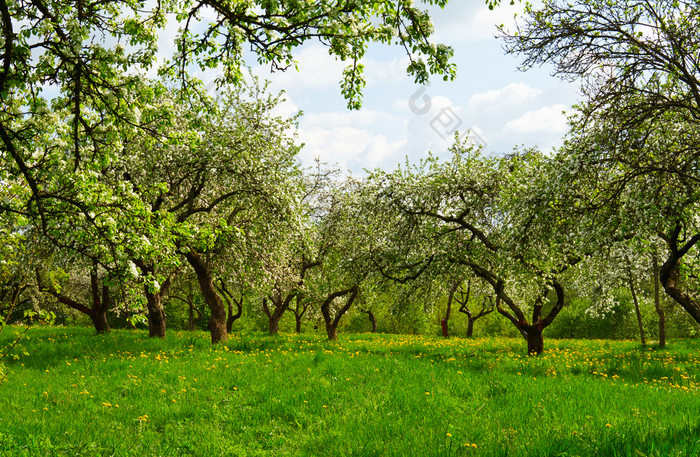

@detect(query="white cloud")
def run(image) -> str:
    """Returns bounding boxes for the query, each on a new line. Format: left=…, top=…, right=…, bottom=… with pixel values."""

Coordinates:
left=253, top=45, right=345, bottom=92
left=271, top=95, right=301, bottom=121
left=431, top=1, right=525, bottom=43
left=364, top=56, right=410, bottom=86
left=504, top=104, right=569, bottom=135
left=252, top=46, right=410, bottom=96
left=303, top=110, right=385, bottom=129
left=468, top=82, right=542, bottom=113
left=297, top=126, right=406, bottom=172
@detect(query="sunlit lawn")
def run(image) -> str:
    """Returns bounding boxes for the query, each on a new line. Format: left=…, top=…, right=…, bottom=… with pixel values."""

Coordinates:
left=0, top=326, right=698, bottom=456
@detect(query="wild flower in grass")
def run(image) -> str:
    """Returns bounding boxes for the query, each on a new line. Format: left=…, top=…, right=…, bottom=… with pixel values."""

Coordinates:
left=102, top=402, right=112, bottom=407
left=446, top=433, right=452, bottom=438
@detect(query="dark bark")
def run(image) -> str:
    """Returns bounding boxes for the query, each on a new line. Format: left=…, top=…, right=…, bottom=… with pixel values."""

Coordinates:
left=214, top=280, right=243, bottom=333
left=268, top=312, right=280, bottom=334
left=320, top=285, right=359, bottom=340
left=658, top=227, right=700, bottom=324
left=36, top=267, right=111, bottom=334
left=144, top=287, right=167, bottom=338
left=494, top=279, right=565, bottom=355
left=653, top=252, right=666, bottom=348
left=291, top=295, right=311, bottom=334
left=441, top=281, right=458, bottom=338
left=134, top=261, right=178, bottom=338
left=226, top=299, right=243, bottom=333
left=455, top=282, right=493, bottom=338
left=262, top=292, right=295, bottom=335
left=525, top=326, right=544, bottom=355
left=361, top=308, right=377, bottom=333
left=295, top=314, right=303, bottom=333
left=93, top=284, right=111, bottom=334
left=184, top=250, right=227, bottom=343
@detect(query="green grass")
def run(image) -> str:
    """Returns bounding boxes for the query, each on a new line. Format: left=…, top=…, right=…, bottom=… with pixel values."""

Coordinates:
left=0, top=326, right=698, bottom=456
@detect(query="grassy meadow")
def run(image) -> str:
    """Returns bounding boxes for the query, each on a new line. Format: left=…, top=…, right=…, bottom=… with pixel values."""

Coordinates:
left=0, top=326, right=698, bottom=457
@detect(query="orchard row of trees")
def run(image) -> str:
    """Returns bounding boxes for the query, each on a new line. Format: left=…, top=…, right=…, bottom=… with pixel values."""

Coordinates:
left=2, top=0, right=699, bottom=354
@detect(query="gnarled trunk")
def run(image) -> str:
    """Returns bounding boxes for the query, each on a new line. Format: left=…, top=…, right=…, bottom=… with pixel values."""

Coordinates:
left=660, top=262, right=700, bottom=324
left=658, top=227, right=700, bottom=324
left=466, top=319, right=474, bottom=337
left=226, top=300, right=242, bottom=333
left=291, top=295, right=309, bottom=334
left=320, top=286, right=359, bottom=341
left=135, top=261, right=179, bottom=338
left=36, top=267, right=112, bottom=335
left=185, top=250, right=227, bottom=344
left=325, top=322, right=339, bottom=341
left=524, top=325, right=544, bottom=355
left=215, top=281, right=243, bottom=334
left=262, top=293, right=295, bottom=335
left=91, top=284, right=111, bottom=334
left=269, top=315, right=281, bottom=334
left=144, top=287, right=167, bottom=338
left=363, top=309, right=377, bottom=333
left=491, top=278, right=565, bottom=356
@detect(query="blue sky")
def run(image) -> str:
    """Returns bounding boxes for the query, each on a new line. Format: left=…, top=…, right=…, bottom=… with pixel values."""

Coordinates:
left=205, top=2, right=581, bottom=174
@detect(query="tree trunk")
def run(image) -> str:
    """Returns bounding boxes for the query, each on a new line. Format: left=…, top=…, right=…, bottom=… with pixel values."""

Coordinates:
left=653, top=253, right=666, bottom=348
left=658, top=229, right=700, bottom=324
left=36, top=268, right=112, bottom=335
left=466, top=319, right=474, bottom=337
left=184, top=251, right=227, bottom=344
left=295, top=314, right=302, bottom=333
left=144, top=287, right=166, bottom=338
left=263, top=293, right=295, bottom=335
left=225, top=303, right=238, bottom=333
left=367, top=310, right=377, bottom=333
left=525, top=326, right=544, bottom=355
left=91, top=311, right=110, bottom=334
left=628, top=275, right=646, bottom=346
left=441, top=281, right=457, bottom=338
left=660, top=263, right=700, bottom=324
left=90, top=284, right=111, bottom=334
left=492, top=279, right=565, bottom=356
left=224, top=294, right=243, bottom=333
left=320, top=286, right=359, bottom=341
left=325, top=321, right=338, bottom=341
left=269, top=315, right=281, bottom=335
left=88, top=271, right=111, bottom=334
